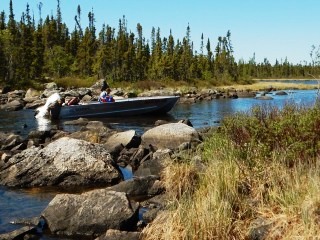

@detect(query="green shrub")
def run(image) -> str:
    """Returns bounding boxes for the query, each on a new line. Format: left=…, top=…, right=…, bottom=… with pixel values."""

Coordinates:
left=219, top=103, right=320, bottom=165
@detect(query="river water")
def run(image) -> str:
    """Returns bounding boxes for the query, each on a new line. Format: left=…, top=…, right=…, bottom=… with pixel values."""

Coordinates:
left=0, top=88, right=319, bottom=238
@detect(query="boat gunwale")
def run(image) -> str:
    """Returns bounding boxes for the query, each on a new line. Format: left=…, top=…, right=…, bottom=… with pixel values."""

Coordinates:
left=63, top=95, right=180, bottom=107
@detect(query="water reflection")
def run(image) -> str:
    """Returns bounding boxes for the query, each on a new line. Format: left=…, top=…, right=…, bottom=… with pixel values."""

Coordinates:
left=171, top=89, right=319, bottom=129
left=36, top=116, right=52, bottom=132
left=0, top=186, right=55, bottom=234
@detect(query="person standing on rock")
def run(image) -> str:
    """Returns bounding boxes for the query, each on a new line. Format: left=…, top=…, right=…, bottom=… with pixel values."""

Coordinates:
left=101, top=80, right=109, bottom=91
left=48, top=97, right=65, bottom=118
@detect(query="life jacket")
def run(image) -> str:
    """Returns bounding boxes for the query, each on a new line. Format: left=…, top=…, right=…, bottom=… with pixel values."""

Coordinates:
left=106, top=96, right=114, bottom=102
left=99, top=94, right=114, bottom=103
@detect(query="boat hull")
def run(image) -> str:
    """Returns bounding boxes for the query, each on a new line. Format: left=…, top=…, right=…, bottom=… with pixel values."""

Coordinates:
left=52, top=96, right=180, bottom=119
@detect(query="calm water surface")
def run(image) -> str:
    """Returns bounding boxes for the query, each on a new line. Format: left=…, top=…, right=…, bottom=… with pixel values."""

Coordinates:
left=0, top=89, right=319, bottom=238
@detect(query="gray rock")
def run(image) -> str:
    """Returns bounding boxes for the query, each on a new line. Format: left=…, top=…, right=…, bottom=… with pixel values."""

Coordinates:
left=141, top=123, right=201, bottom=149
left=275, top=91, right=288, bottom=95
left=125, top=92, right=138, bottom=98
left=0, top=133, right=23, bottom=150
left=138, top=89, right=176, bottom=97
left=105, top=130, right=139, bottom=151
left=24, top=98, right=46, bottom=109
left=25, top=88, right=40, bottom=98
left=95, top=229, right=140, bottom=240
left=69, top=121, right=114, bottom=144
left=179, top=97, right=197, bottom=104
left=8, top=90, right=26, bottom=98
left=41, top=89, right=60, bottom=98
left=76, top=87, right=92, bottom=97
left=45, top=82, right=58, bottom=90
left=255, top=95, right=273, bottom=100
left=248, top=217, right=272, bottom=240
left=178, top=118, right=193, bottom=127
left=64, top=117, right=89, bottom=125
left=1, top=151, right=12, bottom=162
left=0, top=137, right=121, bottom=187
left=134, top=149, right=172, bottom=177
left=0, top=226, right=38, bottom=240
left=129, top=145, right=149, bottom=169
left=0, top=99, right=24, bottom=111
left=142, top=207, right=160, bottom=223
left=42, top=189, right=139, bottom=237
left=86, top=121, right=109, bottom=131
left=81, top=94, right=92, bottom=102
left=154, top=119, right=169, bottom=126
left=108, top=175, right=164, bottom=200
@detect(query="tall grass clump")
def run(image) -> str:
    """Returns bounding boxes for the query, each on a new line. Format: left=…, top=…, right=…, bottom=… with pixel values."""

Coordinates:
left=54, top=76, right=97, bottom=88
left=142, top=102, right=320, bottom=239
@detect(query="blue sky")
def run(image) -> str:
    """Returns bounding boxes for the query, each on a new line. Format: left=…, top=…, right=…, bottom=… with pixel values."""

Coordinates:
left=2, top=0, right=320, bottom=64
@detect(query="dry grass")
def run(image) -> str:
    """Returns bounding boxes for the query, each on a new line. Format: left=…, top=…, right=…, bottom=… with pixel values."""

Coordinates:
left=142, top=104, right=320, bottom=240
left=224, top=81, right=319, bottom=91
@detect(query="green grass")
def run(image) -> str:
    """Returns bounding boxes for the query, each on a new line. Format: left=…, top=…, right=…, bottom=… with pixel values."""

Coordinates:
left=54, top=76, right=98, bottom=89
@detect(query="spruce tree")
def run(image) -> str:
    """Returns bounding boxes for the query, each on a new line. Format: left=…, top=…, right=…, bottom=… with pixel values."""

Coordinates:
left=31, top=24, right=45, bottom=79
left=6, top=0, right=21, bottom=86
left=0, top=35, right=7, bottom=83
left=19, top=4, right=34, bottom=84
left=0, top=11, right=5, bottom=30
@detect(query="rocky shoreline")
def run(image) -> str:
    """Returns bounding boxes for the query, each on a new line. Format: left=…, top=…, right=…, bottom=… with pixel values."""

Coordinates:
left=0, top=81, right=260, bottom=239
left=0, top=80, right=259, bottom=112
left=0, top=114, right=213, bottom=239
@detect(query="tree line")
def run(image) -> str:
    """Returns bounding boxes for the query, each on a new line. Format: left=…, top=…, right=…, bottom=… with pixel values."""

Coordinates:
left=0, top=0, right=320, bottom=89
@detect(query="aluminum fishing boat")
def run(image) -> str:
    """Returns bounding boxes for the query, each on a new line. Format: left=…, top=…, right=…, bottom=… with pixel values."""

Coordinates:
left=50, top=95, right=180, bottom=119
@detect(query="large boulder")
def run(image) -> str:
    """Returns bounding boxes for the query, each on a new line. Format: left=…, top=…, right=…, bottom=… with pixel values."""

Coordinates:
left=141, top=123, right=201, bottom=149
left=0, top=137, right=121, bottom=187
left=25, top=88, right=40, bottom=98
left=41, top=189, right=139, bottom=237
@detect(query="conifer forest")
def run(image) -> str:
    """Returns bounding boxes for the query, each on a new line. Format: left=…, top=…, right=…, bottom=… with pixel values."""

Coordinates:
left=0, top=0, right=320, bottom=89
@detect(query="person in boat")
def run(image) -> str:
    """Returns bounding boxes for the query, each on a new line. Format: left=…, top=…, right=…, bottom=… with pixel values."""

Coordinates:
left=99, top=88, right=115, bottom=103
left=66, top=96, right=80, bottom=106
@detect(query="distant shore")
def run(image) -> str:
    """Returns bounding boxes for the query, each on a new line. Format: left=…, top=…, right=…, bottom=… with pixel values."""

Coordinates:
left=222, top=79, right=320, bottom=91
left=252, top=78, right=320, bottom=81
